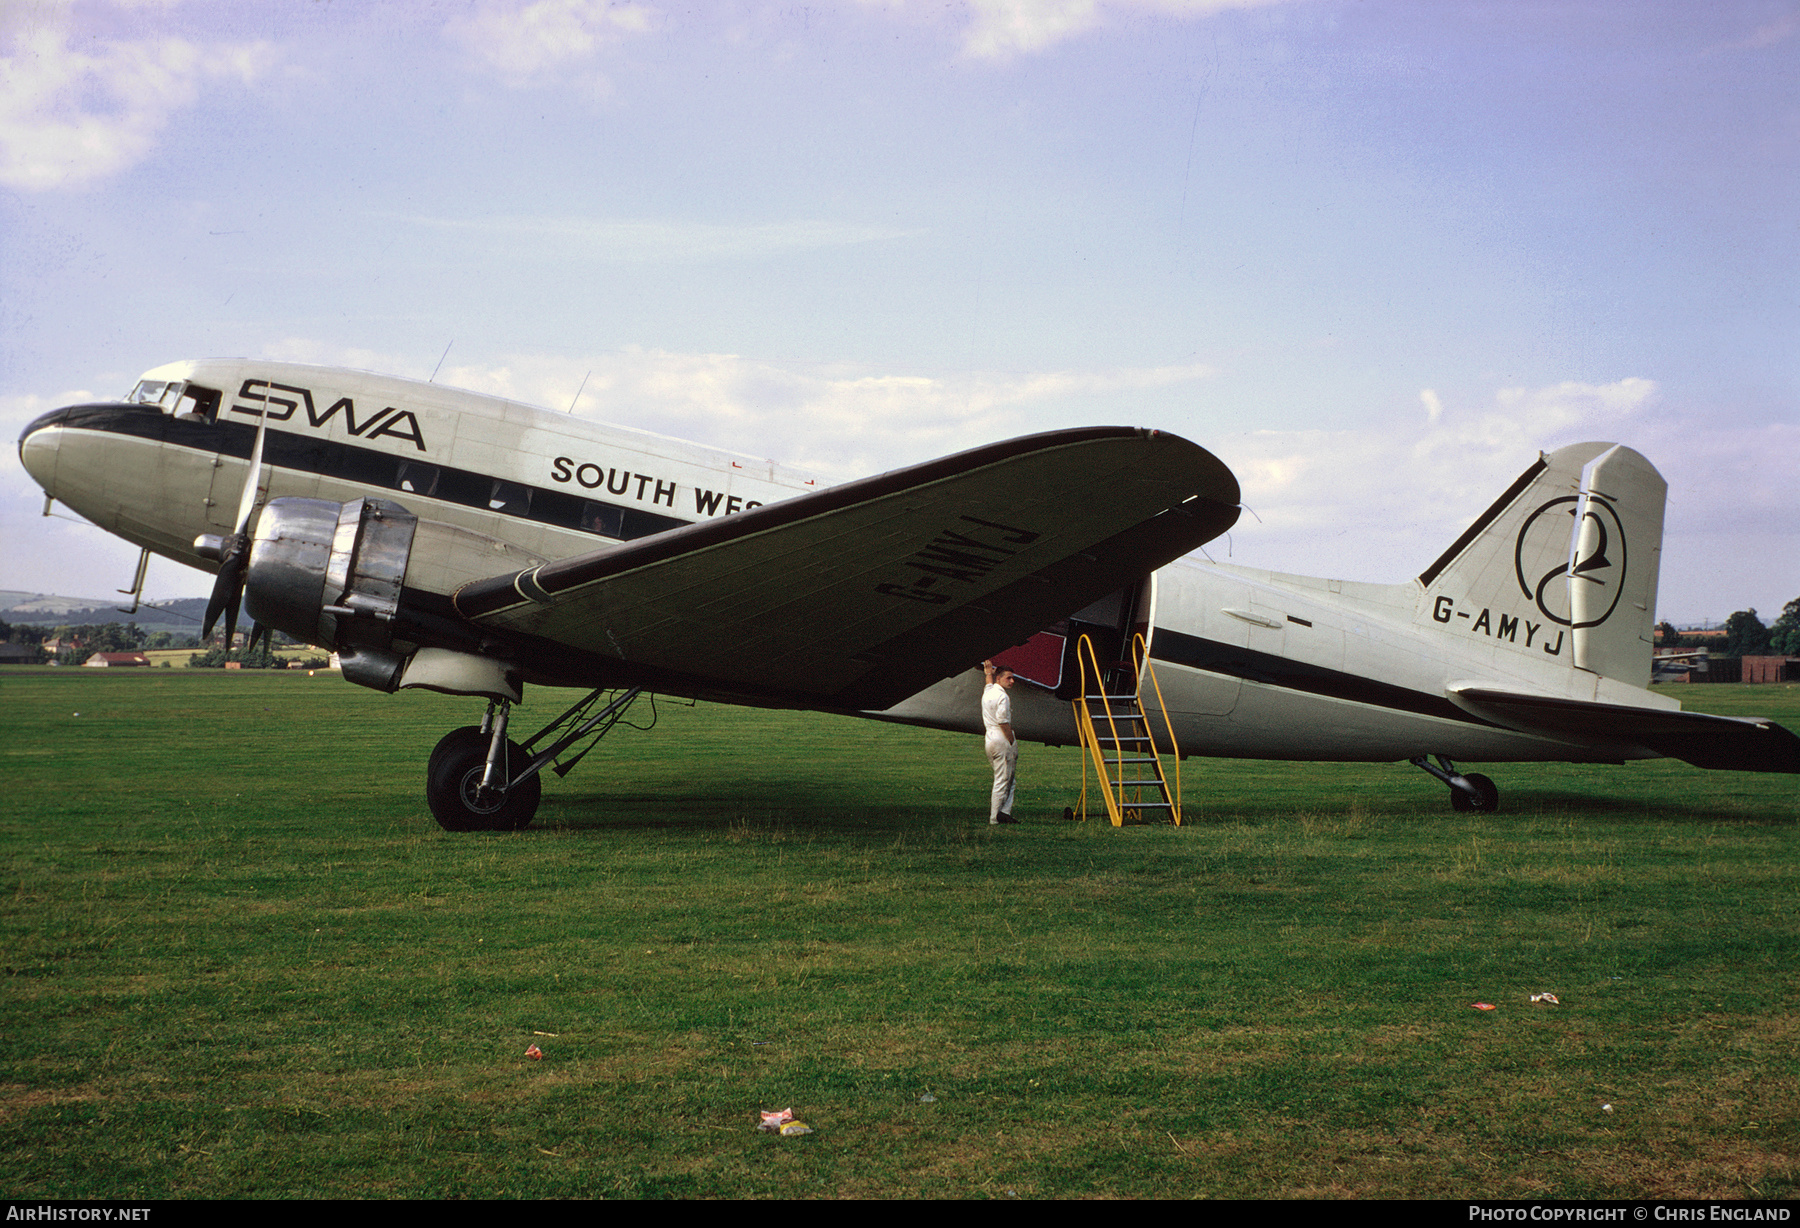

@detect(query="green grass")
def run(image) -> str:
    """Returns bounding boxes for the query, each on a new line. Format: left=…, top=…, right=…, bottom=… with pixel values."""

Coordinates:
left=1, top=671, right=1795, bottom=1198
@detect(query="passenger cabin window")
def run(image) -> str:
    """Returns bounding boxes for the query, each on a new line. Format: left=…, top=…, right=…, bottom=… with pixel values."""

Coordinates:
left=488, top=480, right=531, bottom=515
left=580, top=502, right=624, bottom=538
left=396, top=461, right=440, bottom=496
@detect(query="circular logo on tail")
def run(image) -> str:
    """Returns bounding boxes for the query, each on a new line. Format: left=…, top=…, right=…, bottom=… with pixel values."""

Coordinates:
left=1513, top=495, right=1627, bottom=629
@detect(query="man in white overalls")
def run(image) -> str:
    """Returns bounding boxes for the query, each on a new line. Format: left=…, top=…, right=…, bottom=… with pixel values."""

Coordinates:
left=981, top=660, right=1019, bottom=824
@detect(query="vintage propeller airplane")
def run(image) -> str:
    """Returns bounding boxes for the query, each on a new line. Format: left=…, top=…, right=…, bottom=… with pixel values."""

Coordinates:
left=17, top=359, right=1797, bottom=830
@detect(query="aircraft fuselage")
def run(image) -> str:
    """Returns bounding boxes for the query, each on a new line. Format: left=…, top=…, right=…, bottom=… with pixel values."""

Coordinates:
left=17, top=358, right=1704, bottom=784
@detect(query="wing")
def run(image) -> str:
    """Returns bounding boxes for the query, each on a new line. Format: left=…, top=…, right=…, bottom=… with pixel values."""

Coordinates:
left=1449, top=685, right=1800, bottom=773
left=454, top=426, right=1240, bottom=710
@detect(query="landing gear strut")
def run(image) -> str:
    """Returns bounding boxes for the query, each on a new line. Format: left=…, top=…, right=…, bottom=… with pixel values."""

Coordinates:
left=1411, top=754, right=1500, bottom=813
left=425, top=687, right=646, bottom=833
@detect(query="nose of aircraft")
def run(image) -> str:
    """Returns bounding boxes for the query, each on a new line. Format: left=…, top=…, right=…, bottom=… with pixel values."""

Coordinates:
left=18, top=404, right=71, bottom=496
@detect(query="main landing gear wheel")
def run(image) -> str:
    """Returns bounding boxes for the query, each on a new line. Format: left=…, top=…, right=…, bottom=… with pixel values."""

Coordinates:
left=1450, top=772, right=1499, bottom=813
left=426, top=726, right=541, bottom=832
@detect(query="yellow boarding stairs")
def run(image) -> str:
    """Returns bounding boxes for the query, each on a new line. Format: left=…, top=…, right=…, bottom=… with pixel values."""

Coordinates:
left=1070, top=633, right=1183, bottom=826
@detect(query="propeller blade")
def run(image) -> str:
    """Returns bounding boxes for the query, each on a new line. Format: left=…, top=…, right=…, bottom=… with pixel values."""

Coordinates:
left=202, top=533, right=250, bottom=642
left=204, top=405, right=273, bottom=644
left=234, top=407, right=270, bottom=535
left=201, top=562, right=232, bottom=641
left=226, top=591, right=243, bottom=654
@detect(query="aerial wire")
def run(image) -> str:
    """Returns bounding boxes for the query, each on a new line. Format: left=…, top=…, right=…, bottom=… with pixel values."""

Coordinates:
left=568, top=370, right=591, bottom=413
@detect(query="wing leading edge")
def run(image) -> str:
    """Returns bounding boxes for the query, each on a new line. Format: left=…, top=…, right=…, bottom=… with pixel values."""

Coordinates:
left=455, top=426, right=1240, bottom=710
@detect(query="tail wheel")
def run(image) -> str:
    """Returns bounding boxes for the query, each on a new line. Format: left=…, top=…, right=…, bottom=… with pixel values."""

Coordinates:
left=1450, top=772, right=1500, bottom=813
left=426, top=726, right=541, bottom=832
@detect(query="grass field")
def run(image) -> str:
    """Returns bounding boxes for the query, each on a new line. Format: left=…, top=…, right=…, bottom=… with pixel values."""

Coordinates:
left=1, top=670, right=1795, bottom=1199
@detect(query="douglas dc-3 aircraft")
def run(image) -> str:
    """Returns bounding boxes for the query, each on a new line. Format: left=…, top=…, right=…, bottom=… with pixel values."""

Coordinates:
left=18, top=359, right=1798, bottom=830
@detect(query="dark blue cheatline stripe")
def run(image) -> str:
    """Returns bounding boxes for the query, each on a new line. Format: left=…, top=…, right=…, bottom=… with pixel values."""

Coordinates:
left=1148, top=625, right=1492, bottom=727
left=40, top=402, right=687, bottom=542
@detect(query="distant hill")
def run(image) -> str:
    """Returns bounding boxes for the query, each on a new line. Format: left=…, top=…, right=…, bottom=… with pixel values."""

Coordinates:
left=0, top=593, right=224, bottom=633
left=0, top=591, right=118, bottom=615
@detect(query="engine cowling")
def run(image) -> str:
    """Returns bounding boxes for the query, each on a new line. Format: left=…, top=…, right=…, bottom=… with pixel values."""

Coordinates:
left=243, top=496, right=530, bottom=700
left=244, top=497, right=417, bottom=690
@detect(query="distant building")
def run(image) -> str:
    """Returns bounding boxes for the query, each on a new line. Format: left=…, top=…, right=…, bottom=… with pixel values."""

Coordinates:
left=1742, top=656, right=1798, bottom=684
left=0, top=644, right=41, bottom=665
left=83, top=652, right=151, bottom=668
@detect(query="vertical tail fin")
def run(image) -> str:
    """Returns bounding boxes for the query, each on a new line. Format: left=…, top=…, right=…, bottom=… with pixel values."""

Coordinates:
left=1416, top=442, right=1666, bottom=687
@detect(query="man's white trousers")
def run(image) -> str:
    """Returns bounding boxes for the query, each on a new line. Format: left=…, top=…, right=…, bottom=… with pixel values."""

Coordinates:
left=985, top=732, right=1017, bottom=822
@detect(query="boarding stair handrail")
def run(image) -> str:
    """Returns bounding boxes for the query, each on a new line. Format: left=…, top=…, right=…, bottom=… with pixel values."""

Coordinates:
left=1070, top=633, right=1183, bottom=826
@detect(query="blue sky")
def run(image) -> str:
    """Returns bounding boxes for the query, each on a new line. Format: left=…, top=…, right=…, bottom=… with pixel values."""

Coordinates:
left=3, top=0, right=1796, bottom=624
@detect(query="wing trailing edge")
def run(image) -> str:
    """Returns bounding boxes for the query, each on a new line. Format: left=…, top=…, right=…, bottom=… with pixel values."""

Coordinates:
left=455, top=426, right=1240, bottom=710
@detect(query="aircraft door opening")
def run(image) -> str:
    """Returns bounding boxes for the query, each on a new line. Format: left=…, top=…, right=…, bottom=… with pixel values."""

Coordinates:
left=1055, top=575, right=1154, bottom=700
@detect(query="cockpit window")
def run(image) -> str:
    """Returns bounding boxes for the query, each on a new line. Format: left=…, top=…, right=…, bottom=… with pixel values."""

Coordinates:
left=130, top=380, right=180, bottom=407
left=177, top=385, right=221, bottom=421
left=127, top=379, right=220, bottom=422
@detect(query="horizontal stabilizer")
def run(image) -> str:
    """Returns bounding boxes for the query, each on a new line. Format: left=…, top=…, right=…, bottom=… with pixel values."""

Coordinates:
left=1450, top=686, right=1800, bottom=773
left=455, top=427, right=1240, bottom=710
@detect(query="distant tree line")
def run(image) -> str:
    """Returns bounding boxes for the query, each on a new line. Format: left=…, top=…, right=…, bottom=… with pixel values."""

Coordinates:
left=0, top=617, right=44, bottom=644
left=188, top=643, right=295, bottom=669
left=0, top=617, right=332, bottom=666
left=0, top=617, right=47, bottom=663
left=1659, top=597, right=1800, bottom=657
left=25, top=621, right=203, bottom=665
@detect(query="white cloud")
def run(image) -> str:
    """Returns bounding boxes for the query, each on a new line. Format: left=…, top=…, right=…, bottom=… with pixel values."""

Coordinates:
left=960, top=0, right=1294, bottom=61
left=963, top=0, right=1104, bottom=58
left=0, top=14, right=273, bottom=190
left=443, top=0, right=654, bottom=86
left=255, top=340, right=1213, bottom=478
left=1206, top=378, right=1663, bottom=578
left=432, top=347, right=1217, bottom=477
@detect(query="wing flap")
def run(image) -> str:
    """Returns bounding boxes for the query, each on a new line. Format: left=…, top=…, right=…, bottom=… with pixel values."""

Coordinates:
left=1450, top=685, right=1800, bottom=773
left=455, top=427, right=1239, bottom=709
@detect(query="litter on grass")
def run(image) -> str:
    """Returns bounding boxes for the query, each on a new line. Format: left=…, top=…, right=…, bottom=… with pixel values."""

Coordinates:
left=759, top=1108, right=812, bottom=1136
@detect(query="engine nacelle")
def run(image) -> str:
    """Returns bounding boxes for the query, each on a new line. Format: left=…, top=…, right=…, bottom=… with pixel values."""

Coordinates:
left=245, top=497, right=417, bottom=690
left=244, top=496, right=530, bottom=700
